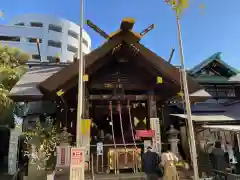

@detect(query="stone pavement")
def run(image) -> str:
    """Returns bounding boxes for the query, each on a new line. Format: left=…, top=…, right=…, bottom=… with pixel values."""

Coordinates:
left=0, top=174, right=13, bottom=180
left=54, top=169, right=193, bottom=180
left=55, top=171, right=145, bottom=180
left=0, top=168, right=193, bottom=180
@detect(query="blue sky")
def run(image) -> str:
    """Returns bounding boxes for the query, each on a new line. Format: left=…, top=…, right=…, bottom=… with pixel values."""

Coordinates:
left=1, top=0, right=240, bottom=68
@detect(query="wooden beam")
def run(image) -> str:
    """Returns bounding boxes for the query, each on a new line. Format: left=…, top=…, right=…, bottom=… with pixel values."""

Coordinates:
left=89, top=83, right=153, bottom=91
left=89, top=94, right=163, bottom=101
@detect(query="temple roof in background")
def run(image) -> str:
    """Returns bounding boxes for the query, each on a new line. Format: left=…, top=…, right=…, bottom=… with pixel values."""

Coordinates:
left=188, top=52, right=240, bottom=84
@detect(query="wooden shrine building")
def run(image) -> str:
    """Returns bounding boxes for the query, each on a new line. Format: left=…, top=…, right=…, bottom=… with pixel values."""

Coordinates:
left=8, top=18, right=210, bottom=172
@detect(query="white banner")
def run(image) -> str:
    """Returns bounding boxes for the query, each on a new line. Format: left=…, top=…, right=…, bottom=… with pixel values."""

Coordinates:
left=56, top=145, right=71, bottom=168
left=70, top=147, right=85, bottom=180
left=150, top=118, right=161, bottom=153
left=8, top=125, right=22, bottom=175
left=97, top=142, right=103, bottom=155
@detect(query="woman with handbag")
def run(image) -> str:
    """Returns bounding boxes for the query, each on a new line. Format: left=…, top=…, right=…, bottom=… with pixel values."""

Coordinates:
left=161, top=144, right=179, bottom=180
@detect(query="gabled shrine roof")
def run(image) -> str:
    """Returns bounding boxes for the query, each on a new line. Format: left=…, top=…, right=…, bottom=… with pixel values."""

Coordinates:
left=9, top=63, right=66, bottom=101
left=38, top=18, right=203, bottom=98
left=188, top=52, right=239, bottom=76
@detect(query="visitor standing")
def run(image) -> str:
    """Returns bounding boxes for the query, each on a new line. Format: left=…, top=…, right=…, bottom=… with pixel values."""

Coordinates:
left=161, top=144, right=179, bottom=180
left=142, top=146, right=162, bottom=180
left=210, top=141, right=229, bottom=172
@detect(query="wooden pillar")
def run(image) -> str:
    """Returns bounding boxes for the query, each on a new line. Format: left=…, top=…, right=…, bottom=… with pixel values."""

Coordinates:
left=148, top=94, right=161, bottom=153
left=148, top=95, right=157, bottom=118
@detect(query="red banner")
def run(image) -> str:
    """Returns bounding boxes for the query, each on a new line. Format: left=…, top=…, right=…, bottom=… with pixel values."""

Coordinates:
left=136, top=130, right=155, bottom=138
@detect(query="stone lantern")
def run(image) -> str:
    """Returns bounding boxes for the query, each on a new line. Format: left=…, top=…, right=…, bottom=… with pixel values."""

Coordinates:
left=167, top=125, right=181, bottom=158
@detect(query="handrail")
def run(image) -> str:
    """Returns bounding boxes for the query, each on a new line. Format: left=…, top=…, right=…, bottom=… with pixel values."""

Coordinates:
left=212, top=169, right=240, bottom=180
left=11, top=168, right=21, bottom=180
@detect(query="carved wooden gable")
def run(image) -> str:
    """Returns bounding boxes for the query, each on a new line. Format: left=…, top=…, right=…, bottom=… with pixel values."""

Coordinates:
left=89, top=59, right=155, bottom=91
left=196, top=60, right=235, bottom=78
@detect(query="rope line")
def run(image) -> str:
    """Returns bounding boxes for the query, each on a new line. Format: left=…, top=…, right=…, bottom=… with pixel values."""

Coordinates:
left=109, top=101, right=116, bottom=148
left=127, top=100, right=137, bottom=149
left=117, top=101, right=126, bottom=148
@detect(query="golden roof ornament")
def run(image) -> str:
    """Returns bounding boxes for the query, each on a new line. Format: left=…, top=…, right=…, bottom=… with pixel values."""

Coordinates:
left=86, top=17, right=155, bottom=42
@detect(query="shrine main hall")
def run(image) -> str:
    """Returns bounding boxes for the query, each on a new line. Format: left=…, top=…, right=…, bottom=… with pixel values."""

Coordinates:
left=8, top=18, right=214, bottom=172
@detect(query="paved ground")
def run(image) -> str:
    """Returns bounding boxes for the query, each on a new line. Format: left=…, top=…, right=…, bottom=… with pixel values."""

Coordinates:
left=54, top=169, right=192, bottom=180
left=0, top=169, right=193, bottom=180
left=55, top=170, right=145, bottom=180
left=0, top=174, right=13, bottom=180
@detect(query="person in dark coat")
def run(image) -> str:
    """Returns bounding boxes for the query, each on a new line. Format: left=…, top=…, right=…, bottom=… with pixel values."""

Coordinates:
left=234, top=148, right=240, bottom=174
left=197, top=142, right=213, bottom=177
left=142, top=146, right=162, bottom=180
left=210, top=141, right=229, bottom=172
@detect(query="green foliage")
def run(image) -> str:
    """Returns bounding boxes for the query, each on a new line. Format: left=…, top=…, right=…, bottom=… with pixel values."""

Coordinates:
left=24, top=118, right=59, bottom=170
left=0, top=44, right=30, bottom=126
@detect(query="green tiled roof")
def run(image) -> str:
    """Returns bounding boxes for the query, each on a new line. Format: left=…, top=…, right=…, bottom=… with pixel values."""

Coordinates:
left=188, top=52, right=239, bottom=75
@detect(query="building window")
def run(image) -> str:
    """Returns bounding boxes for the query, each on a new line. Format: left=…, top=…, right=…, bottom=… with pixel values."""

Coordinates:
left=26, top=38, right=42, bottom=43
left=15, top=22, right=24, bottom=26
left=49, top=24, right=62, bottom=33
left=67, top=45, right=77, bottom=53
left=47, top=56, right=58, bottom=62
left=68, top=30, right=78, bottom=39
left=0, top=36, right=20, bottom=42
left=83, top=39, right=88, bottom=47
left=30, top=22, right=43, bottom=27
left=32, top=54, right=41, bottom=60
left=48, top=40, right=61, bottom=48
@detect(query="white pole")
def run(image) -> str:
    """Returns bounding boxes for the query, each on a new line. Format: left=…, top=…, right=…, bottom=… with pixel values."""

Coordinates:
left=76, top=0, right=84, bottom=148
left=176, top=15, right=199, bottom=180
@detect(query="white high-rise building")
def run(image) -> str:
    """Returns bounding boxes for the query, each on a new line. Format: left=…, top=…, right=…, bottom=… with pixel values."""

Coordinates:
left=0, top=14, right=91, bottom=62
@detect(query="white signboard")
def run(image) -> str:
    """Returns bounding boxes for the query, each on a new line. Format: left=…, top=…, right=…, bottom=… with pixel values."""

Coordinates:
left=70, top=147, right=85, bottom=180
left=8, top=125, right=22, bottom=175
left=70, top=167, right=83, bottom=180
left=97, top=142, right=103, bottom=155
left=144, top=140, right=152, bottom=152
left=150, top=118, right=161, bottom=153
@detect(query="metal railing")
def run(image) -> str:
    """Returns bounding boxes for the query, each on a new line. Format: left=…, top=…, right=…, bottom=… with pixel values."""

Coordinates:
left=213, top=170, right=240, bottom=180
